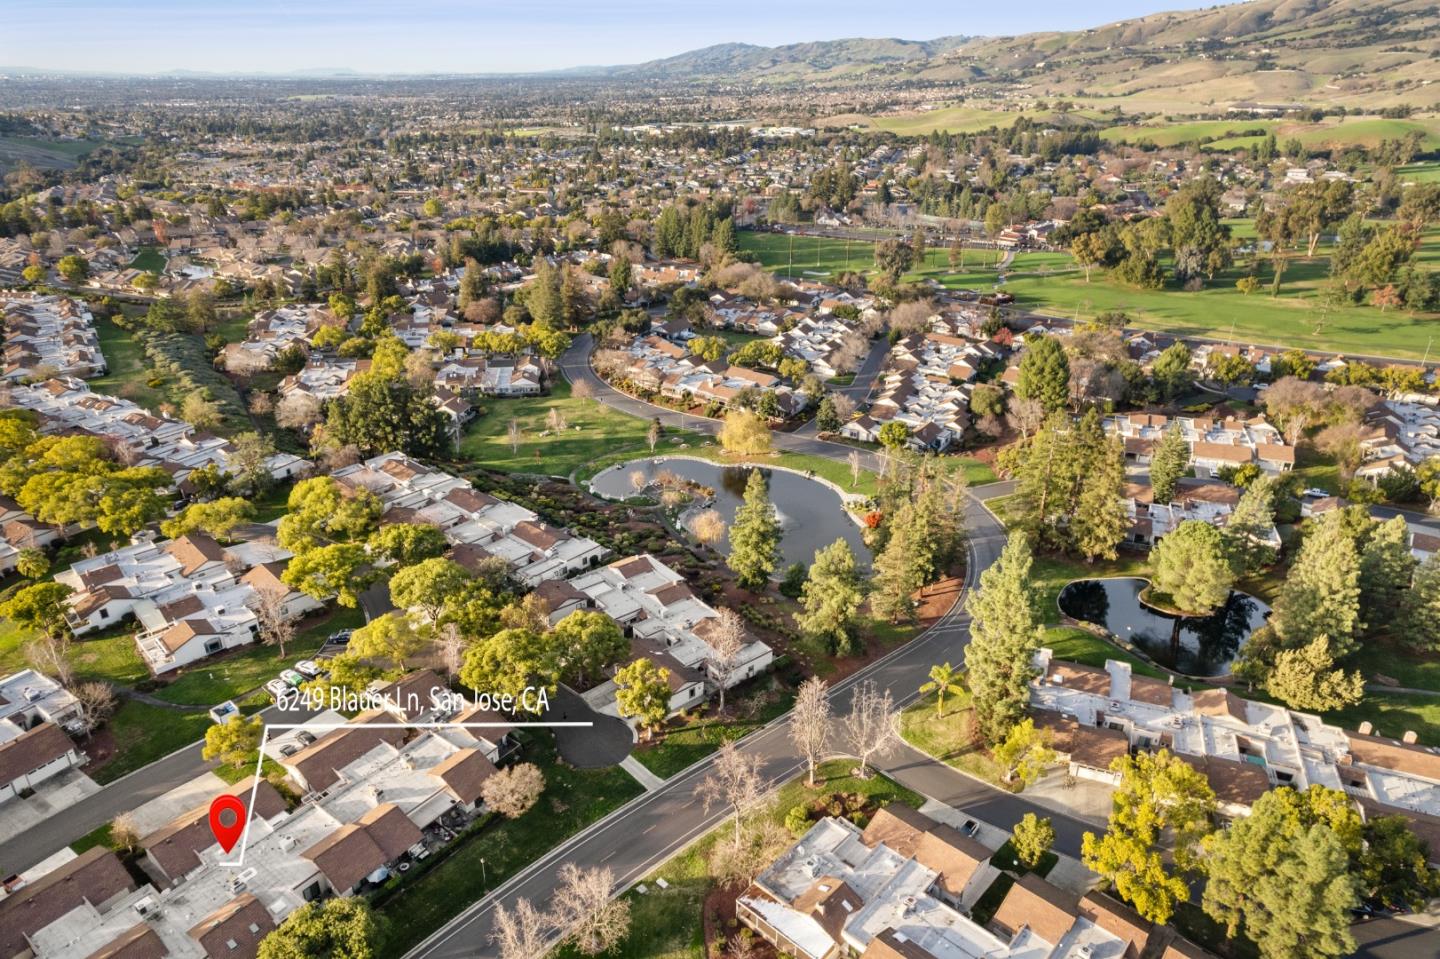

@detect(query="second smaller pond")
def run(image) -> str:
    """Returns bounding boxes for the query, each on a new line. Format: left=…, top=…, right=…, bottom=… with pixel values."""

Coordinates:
left=1057, top=577, right=1269, bottom=677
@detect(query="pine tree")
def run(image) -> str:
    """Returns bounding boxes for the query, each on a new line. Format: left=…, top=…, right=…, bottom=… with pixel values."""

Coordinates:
left=1152, top=520, right=1236, bottom=615
left=1359, top=515, right=1417, bottom=634
left=1266, top=635, right=1364, bottom=711
left=1015, top=334, right=1070, bottom=413
left=797, top=539, right=865, bottom=654
left=1271, top=510, right=1364, bottom=656
left=1401, top=554, right=1440, bottom=652
left=727, top=470, right=780, bottom=591
left=964, top=532, right=1044, bottom=744
left=1148, top=427, right=1190, bottom=504
left=1224, top=477, right=1278, bottom=575
left=1202, top=789, right=1359, bottom=959
left=1071, top=434, right=1128, bottom=562
left=870, top=503, right=925, bottom=623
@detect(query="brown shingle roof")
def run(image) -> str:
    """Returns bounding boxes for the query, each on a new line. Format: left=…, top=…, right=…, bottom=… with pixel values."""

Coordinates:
left=303, top=823, right=388, bottom=894
left=164, top=533, right=227, bottom=575
left=356, top=802, right=424, bottom=861
left=991, top=873, right=1078, bottom=945
left=0, top=848, right=136, bottom=958
left=860, top=803, right=936, bottom=857
left=187, top=892, right=275, bottom=959
left=142, top=777, right=286, bottom=885
left=1080, top=891, right=1152, bottom=958
left=913, top=824, right=988, bottom=898
left=1033, top=712, right=1129, bottom=772
left=285, top=710, right=407, bottom=792
left=83, top=924, right=168, bottom=959
left=431, top=748, right=497, bottom=805
left=0, top=722, right=75, bottom=790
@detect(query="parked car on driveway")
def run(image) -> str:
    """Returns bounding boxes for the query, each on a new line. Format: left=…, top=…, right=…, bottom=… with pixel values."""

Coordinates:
left=280, top=669, right=306, bottom=687
left=295, top=660, right=322, bottom=677
left=264, top=679, right=291, bottom=702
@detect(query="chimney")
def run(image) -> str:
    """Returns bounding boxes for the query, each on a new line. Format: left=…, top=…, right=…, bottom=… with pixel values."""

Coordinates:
left=1403, top=730, right=1419, bottom=745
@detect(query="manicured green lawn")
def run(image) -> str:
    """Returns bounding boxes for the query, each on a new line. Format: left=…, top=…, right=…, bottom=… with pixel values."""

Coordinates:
left=153, top=607, right=363, bottom=706
left=371, top=731, right=644, bottom=958
left=740, top=227, right=1440, bottom=359
left=90, top=314, right=168, bottom=412
left=1042, top=625, right=1171, bottom=681
left=900, top=691, right=1012, bottom=788
left=634, top=683, right=795, bottom=779
left=94, top=702, right=213, bottom=784
left=456, top=379, right=690, bottom=478
left=128, top=247, right=166, bottom=274
left=550, top=760, right=922, bottom=959
left=1027, top=552, right=1151, bottom=625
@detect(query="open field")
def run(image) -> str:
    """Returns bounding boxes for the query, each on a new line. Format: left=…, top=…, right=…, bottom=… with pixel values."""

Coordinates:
left=128, top=247, right=166, bottom=273
left=1101, top=116, right=1440, bottom=152
left=456, top=379, right=691, bottom=478
left=0, top=135, right=101, bottom=171
left=88, top=313, right=169, bottom=412
left=739, top=228, right=1440, bottom=360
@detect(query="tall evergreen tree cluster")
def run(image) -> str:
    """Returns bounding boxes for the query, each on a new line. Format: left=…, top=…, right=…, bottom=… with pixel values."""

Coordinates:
left=964, top=532, right=1044, bottom=744
left=870, top=467, right=968, bottom=622
left=651, top=202, right=737, bottom=260
left=1009, top=410, right=1127, bottom=560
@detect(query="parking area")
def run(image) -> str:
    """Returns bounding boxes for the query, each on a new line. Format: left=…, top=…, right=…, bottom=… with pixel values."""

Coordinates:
left=0, top=769, right=102, bottom=845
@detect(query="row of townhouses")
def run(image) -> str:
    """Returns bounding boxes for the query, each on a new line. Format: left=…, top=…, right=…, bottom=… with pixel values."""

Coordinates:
left=1103, top=411, right=1295, bottom=477
left=0, top=671, right=85, bottom=805
left=54, top=531, right=322, bottom=674
left=1, top=294, right=105, bottom=383
left=614, top=334, right=809, bottom=417
left=9, top=378, right=311, bottom=493
left=740, top=802, right=1203, bottom=959
left=1030, top=649, right=1440, bottom=850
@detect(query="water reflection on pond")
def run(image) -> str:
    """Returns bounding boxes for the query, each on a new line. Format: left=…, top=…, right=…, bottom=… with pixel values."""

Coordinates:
left=1057, top=577, right=1268, bottom=677
left=590, top=457, right=870, bottom=570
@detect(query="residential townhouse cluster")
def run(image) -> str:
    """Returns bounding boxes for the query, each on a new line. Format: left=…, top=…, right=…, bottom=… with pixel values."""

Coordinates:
left=331, top=452, right=608, bottom=589
left=538, top=553, right=775, bottom=719
left=844, top=317, right=1000, bottom=452
left=1103, top=411, right=1295, bottom=477
left=9, top=377, right=311, bottom=493
left=1, top=294, right=105, bottom=383
left=0, top=670, right=85, bottom=805
left=1356, top=399, right=1440, bottom=484
left=222, top=302, right=340, bottom=370
left=614, top=333, right=810, bottom=418
left=0, top=670, right=513, bottom=959
left=740, top=802, right=1206, bottom=959
left=1029, top=649, right=1440, bottom=854
left=1120, top=477, right=1281, bottom=550
left=0, top=493, right=67, bottom=576
left=55, top=530, right=322, bottom=674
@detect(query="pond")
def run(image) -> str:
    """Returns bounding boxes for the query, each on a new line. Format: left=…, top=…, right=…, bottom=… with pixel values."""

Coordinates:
left=590, top=457, right=871, bottom=570
left=1056, top=577, right=1269, bottom=677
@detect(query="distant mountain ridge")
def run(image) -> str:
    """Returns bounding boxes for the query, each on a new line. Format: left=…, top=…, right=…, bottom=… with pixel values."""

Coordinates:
left=565, top=0, right=1440, bottom=111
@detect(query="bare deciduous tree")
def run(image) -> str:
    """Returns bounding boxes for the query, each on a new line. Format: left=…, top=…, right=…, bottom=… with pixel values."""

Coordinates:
left=830, top=392, right=856, bottom=423
left=491, top=897, right=550, bottom=959
left=546, top=407, right=568, bottom=433
left=692, top=510, right=727, bottom=547
left=570, top=378, right=596, bottom=406
left=706, top=609, right=747, bottom=713
left=481, top=762, right=546, bottom=819
left=275, top=393, right=323, bottom=431
left=253, top=585, right=296, bottom=659
left=508, top=418, right=523, bottom=454
left=552, top=863, right=632, bottom=956
left=843, top=680, right=899, bottom=778
left=1006, top=396, right=1045, bottom=439
left=437, top=623, right=466, bottom=681
left=73, top=681, right=117, bottom=737
left=789, top=677, right=831, bottom=786
left=727, top=932, right=761, bottom=959
left=26, top=632, right=75, bottom=688
left=111, top=811, right=141, bottom=853
left=647, top=418, right=662, bottom=452
left=848, top=450, right=863, bottom=488
left=708, top=817, right=792, bottom=887
left=695, top=739, right=766, bottom=843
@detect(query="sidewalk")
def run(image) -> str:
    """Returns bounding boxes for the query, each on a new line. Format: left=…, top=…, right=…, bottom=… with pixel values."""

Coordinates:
left=620, top=756, right=666, bottom=792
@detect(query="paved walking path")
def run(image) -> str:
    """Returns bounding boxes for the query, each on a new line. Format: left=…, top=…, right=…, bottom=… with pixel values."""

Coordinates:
left=619, top=757, right=666, bottom=792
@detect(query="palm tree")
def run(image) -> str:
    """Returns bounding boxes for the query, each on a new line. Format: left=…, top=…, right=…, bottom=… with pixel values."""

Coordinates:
left=919, top=662, right=964, bottom=717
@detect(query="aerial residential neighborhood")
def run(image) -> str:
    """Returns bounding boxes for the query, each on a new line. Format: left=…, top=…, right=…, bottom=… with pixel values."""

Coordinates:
left=2, top=1, right=1440, bottom=958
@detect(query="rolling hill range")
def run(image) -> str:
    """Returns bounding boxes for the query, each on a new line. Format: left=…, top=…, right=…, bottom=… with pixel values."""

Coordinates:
left=586, top=0, right=1440, bottom=115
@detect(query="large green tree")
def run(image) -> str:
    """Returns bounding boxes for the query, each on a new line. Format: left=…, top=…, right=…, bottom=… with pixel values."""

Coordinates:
left=797, top=538, right=865, bottom=654
left=1083, top=750, right=1215, bottom=924
left=1151, top=520, right=1236, bottom=614
left=1015, top=334, right=1070, bottom=413
left=1359, top=515, right=1417, bottom=634
left=727, top=470, right=780, bottom=591
left=258, top=897, right=379, bottom=959
left=459, top=628, right=559, bottom=713
left=963, top=532, right=1044, bottom=744
left=1071, top=433, right=1128, bottom=562
left=1202, top=788, right=1358, bottom=959
left=1148, top=428, right=1190, bottom=505
left=552, top=610, right=627, bottom=688
left=1269, top=510, right=1363, bottom=656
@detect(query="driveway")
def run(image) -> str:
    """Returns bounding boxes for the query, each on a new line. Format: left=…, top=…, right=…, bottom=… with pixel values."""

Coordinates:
left=551, top=686, right=633, bottom=769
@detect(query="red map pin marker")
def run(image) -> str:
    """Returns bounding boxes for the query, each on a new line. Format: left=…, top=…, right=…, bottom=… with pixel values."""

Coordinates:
left=209, top=794, right=247, bottom=853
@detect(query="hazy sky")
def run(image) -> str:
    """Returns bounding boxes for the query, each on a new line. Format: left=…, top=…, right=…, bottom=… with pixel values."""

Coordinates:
left=7, top=1, right=1227, bottom=75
